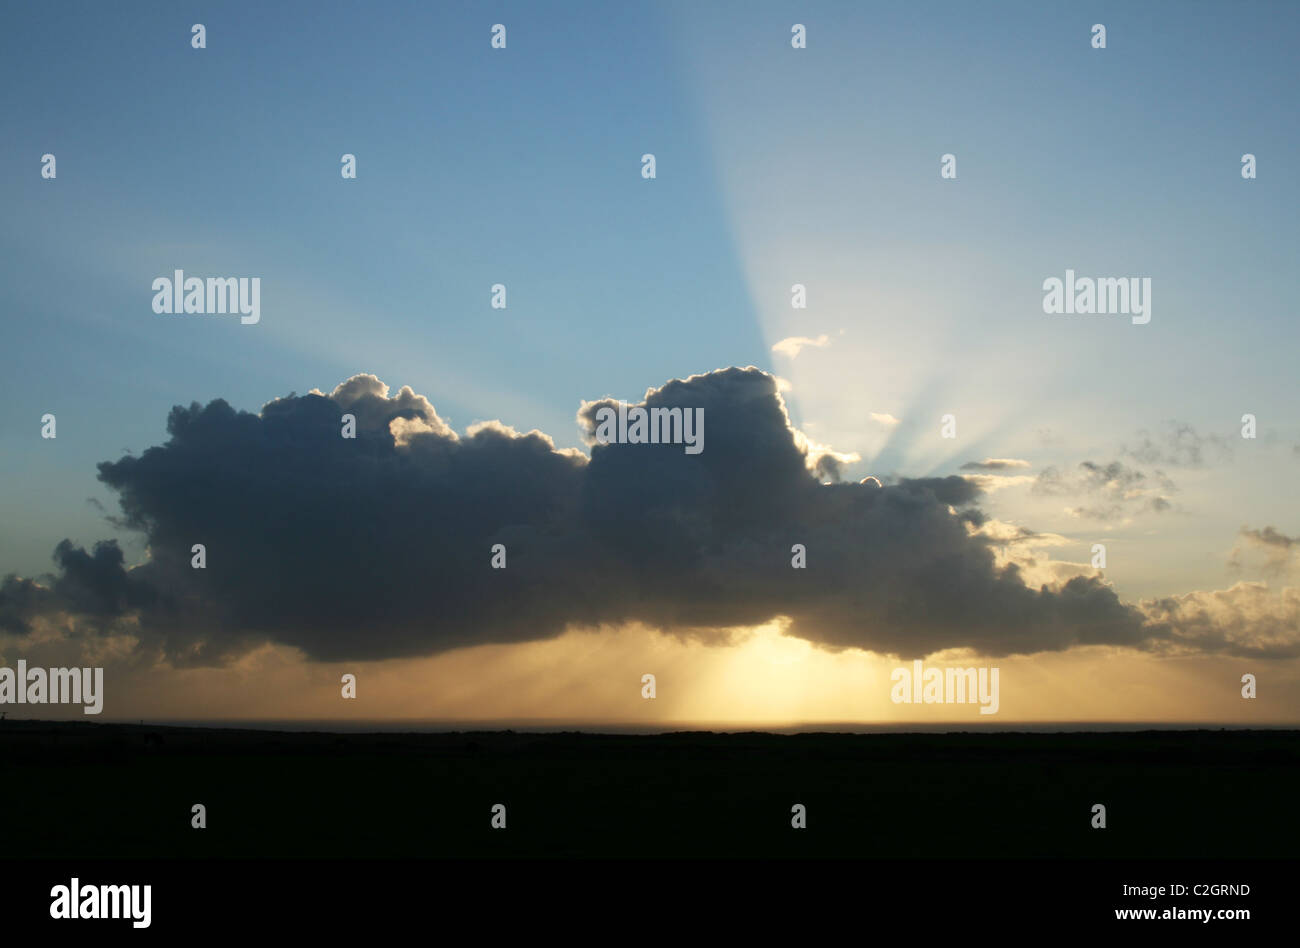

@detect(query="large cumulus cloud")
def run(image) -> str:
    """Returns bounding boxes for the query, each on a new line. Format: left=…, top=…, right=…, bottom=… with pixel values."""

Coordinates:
left=1, top=368, right=1288, bottom=665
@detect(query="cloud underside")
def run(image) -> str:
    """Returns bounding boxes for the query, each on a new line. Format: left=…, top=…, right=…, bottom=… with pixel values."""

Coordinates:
left=1, top=368, right=1295, bottom=665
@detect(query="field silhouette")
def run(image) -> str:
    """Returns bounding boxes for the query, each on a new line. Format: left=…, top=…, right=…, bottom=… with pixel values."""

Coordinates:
left=4, top=721, right=1295, bottom=859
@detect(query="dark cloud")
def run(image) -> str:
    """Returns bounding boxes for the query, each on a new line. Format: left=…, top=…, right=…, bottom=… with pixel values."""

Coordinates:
left=1139, top=584, right=1300, bottom=660
left=1033, top=460, right=1175, bottom=520
left=959, top=458, right=1031, bottom=471
left=812, top=454, right=845, bottom=483
left=1228, top=525, right=1299, bottom=577
left=0, top=540, right=156, bottom=635
left=1123, top=422, right=1232, bottom=468
left=1239, top=526, right=1297, bottom=550
left=0, top=368, right=1277, bottom=664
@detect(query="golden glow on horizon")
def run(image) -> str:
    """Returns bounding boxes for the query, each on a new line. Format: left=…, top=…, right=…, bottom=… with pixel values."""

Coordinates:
left=11, top=622, right=1296, bottom=726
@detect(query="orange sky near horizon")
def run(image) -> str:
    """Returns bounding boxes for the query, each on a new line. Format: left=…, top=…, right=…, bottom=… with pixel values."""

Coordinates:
left=6, top=620, right=1292, bottom=727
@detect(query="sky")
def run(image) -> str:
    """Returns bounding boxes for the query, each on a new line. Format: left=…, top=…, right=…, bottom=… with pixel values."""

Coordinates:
left=1, top=1, right=1298, bottom=725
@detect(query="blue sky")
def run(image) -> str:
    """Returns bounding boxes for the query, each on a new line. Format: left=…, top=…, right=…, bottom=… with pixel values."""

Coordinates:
left=2, top=0, right=1298, bottom=612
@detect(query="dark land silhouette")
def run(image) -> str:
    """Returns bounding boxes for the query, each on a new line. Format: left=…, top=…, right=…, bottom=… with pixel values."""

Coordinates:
left=3, top=720, right=1296, bottom=859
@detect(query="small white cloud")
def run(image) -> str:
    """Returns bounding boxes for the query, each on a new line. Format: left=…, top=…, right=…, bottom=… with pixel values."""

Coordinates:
left=972, top=519, right=1070, bottom=546
left=869, top=412, right=900, bottom=427
left=772, top=334, right=830, bottom=358
left=960, top=473, right=1036, bottom=493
